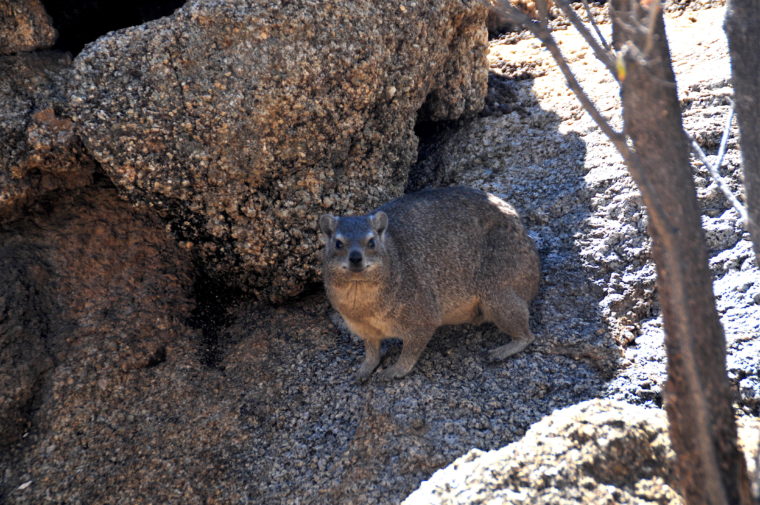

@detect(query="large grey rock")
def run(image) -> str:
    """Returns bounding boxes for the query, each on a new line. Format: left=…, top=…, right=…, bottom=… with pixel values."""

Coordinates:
left=403, top=400, right=681, bottom=505
left=0, top=52, right=94, bottom=222
left=404, top=401, right=760, bottom=505
left=0, top=289, right=605, bottom=505
left=69, top=0, right=489, bottom=302
left=0, top=0, right=56, bottom=55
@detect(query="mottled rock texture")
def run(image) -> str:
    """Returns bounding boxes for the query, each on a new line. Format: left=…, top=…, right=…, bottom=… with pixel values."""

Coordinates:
left=0, top=52, right=94, bottom=222
left=403, top=400, right=682, bottom=505
left=404, top=401, right=760, bottom=505
left=0, top=185, right=193, bottom=447
left=70, top=0, right=489, bottom=302
left=0, top=0, right=56, bottom=55
left=1, top=291, right=603, bottom=505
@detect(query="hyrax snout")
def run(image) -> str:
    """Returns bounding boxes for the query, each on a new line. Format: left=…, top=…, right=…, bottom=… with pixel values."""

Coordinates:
left=319, top=186, right=540, bottom=381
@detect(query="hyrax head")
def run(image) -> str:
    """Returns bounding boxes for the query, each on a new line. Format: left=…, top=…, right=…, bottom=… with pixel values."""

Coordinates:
left=318, top=211, right=389, bottom=277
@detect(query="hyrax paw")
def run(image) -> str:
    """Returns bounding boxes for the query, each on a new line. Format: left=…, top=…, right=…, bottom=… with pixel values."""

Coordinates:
left=377, top=365, right=410, bottom=381
left=354, top=362, right=379, bottom=383
left=354, top=368, right=373, bottom=383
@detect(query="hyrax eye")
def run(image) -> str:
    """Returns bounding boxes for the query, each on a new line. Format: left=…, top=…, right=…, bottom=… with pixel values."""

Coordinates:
left=367, top=238, right=376, bottom=249
left=335, top=239, right=344, bottom=250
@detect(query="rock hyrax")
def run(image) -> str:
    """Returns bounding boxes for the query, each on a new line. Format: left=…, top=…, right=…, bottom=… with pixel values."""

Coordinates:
left=319, top=186, right=539, bottom=380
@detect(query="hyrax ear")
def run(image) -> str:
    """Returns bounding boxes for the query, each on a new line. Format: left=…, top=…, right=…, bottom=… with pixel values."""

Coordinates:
left=370, top=211, right=388, bottom=237
left=319, top=214, right=337, bottom=237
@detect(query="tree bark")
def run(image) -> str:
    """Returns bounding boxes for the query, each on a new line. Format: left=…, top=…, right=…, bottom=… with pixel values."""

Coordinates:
left=610, top=2, right=752, bottom=504
left=725, top=0, right=760, bottom=267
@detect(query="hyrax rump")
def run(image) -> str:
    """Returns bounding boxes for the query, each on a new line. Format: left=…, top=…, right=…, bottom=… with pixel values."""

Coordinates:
left=319, top=186, right=539, bottom=380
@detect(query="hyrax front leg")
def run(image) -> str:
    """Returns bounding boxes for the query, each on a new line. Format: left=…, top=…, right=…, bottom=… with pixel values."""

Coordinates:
left=355, top=338, right=381, bottom=382
left=377, top=330, right=434, bottom=380
left=482, top=290, right=535, bottom=361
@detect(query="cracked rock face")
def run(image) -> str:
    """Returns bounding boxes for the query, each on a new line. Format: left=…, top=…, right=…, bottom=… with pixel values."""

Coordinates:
left=69, top=0, right=488, bottom=302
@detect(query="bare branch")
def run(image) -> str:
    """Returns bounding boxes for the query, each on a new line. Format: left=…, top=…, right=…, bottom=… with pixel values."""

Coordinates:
left=643, top=0, right=663, bottom=56
left=491, top=0, right=625, bottom=144
left=691, top=138, right=748, bottom=224
left=490, top=1, right=671, bottom=221
left=581, top=0, right=610, bottom=51
left=716, top=101, right=735, bottom=170
left=536, top=0, right=550, bottom=26
left=554, top=0, right=618, bottom=78
left=610, top=12, right=641, bottom=40
left=490, top=0, right=535, bottom=27
left=689, top=104, right=749, bottom=225
left=542, top=35, right=625, bottom=142
left=611, top=1, right=656, bottom=43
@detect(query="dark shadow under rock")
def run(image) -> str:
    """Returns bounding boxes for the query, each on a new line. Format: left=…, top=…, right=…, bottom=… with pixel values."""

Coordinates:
left=409, top=70, right=620, bottom=376
left=40, top=0, right=185, bottom=55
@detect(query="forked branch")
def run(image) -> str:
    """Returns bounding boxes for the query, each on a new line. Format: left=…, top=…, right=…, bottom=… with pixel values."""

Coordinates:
left=689, top=103, right=749, bottom=225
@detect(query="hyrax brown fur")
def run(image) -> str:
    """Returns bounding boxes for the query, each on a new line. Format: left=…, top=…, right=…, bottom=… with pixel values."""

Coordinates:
left=319, top=186, right=539, bottom=381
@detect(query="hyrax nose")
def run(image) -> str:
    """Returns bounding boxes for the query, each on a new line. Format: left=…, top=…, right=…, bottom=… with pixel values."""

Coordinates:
left=349, top=250, right=363, bottom=265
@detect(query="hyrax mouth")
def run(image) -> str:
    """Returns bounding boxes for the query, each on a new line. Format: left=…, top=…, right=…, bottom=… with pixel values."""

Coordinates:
left=346, top=263, right=367, bottom=273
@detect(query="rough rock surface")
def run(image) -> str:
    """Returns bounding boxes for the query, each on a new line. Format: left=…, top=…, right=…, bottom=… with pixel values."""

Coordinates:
left=0, top=0, right=56, bottom=55
left=69, top=0, right=488, bottom=302
left=404, top=400, right=760, bottom=505
left=403, top=400, right=682, bottom=505
left=0, top=184, right=193, bottom=448
left=0, top=51, right=94, bottom=222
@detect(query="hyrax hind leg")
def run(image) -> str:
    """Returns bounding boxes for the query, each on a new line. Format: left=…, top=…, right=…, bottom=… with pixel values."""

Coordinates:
left=481, top=290, right=534, bottom=361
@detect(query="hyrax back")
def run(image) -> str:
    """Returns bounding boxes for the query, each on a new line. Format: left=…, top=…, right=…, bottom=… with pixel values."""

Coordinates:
left=319, top=186, right=539, bottom=380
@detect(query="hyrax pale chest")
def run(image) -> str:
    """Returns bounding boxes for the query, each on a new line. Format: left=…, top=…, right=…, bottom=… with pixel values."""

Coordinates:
left=319, top=186, right=539, bottom=380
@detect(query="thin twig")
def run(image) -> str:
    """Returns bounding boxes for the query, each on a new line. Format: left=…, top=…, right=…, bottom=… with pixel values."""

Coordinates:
left=715, top=101, right=735, bottom=170
left=542, top=35, right=625, bottom=142
left=689, top=104, right=748, bottom=225
left=491, top=0, right=670, bottom=225
left=493, top=0, right=535, bottom=25
left=581, top=0, right=610, bottom=51
left=554, top=0, right=618, bottom=79
left=536, top=0, right=550, bottom=26
left=492, top=1, right=624, bottom=142
left=611, top=2, right=655, bottom=42
left=642, top=0, right=663, bottom=56
left=610, top=13, right=640, bottom=40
